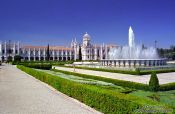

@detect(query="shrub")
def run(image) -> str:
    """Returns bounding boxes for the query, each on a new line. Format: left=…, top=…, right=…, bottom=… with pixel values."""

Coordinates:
left=17, top=65, right=172, bottom=113
left=147, top=94, right=160, bottom=101
left=14, top=55, right=22, bottom=62
left=53, top=68, right=175, bottom=91
left=22, top=63, right=52, bottom=70
left=14, top=61, right=74, bottom=66
left=159, top=82, right=175, bottom=91
left=52, top=69, right=149, bottom=91
left=62, top=65, right=175, bottom=75
left=63, top=66, right=141, bottom=75
left=135, top=68, right=141, bottom=75
left=7, top=56, right=12, bottom=63
left=149, top=72, right=159, bottom=92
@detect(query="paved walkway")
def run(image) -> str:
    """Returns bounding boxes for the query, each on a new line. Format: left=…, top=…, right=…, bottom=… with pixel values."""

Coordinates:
left=55, top=66, right=175, bottom=84
left=0, top=64, right=101, bottom=114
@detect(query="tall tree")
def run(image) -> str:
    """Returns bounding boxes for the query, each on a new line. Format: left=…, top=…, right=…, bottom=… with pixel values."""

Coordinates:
left=46, top=44, right=50, bottom=61
left=78, top=44, right=82, bottom=61
left=170, top=45, right=175, bottom=52
left=14, top=55, right=22, bottom=62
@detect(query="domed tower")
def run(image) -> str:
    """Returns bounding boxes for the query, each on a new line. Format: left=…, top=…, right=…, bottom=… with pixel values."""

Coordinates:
left=82, top=32, right=93, bottom=60
left=83, top=32, right=91, bottom=47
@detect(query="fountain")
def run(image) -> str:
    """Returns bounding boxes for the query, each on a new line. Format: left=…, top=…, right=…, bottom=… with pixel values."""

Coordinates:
left=101, top=26, right=166, bottom=67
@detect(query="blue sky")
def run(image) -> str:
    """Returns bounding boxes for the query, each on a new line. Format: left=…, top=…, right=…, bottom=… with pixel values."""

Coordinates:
left=0, top=0, right=174, bottom=48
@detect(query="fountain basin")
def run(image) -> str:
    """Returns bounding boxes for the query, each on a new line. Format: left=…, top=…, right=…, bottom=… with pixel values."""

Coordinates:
left=101, top=59, right=167, bottom=67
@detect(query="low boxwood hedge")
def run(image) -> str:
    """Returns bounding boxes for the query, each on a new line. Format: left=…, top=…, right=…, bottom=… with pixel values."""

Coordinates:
left=68, top=66, right=141, bottom=75
left=19, top=63, right=52, bottom=70
left=62, top=65, right=175, bottom=75
left=52, top=69, right=149, bottom=91
left=53, top=69, right=175, bottom=91
left=17, top=65, right=173, bottom=113
left=12, top=61, right=74, bottom=65
left=26, top=64, right=52, bottom=70
left=159, top=82, right=175, bottom=91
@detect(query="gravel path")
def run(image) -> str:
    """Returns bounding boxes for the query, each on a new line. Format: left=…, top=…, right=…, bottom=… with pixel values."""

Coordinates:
left=0, top=64, right=102, bottom=114
left=54, top=66, right=175, bottom=84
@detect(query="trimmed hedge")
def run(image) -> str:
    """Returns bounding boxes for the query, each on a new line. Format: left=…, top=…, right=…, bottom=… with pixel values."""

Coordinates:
left=17, top=65, right=172, bottom=113
left=25, top=64, right=52, bottom=70
left=12, top=61, right=74, bottom=65
left=53, top=69, right=175, bottom=91
left=62, top=65, right=175, bottom=75
left=18, top=63, right=52, bottom=70
left=52, top=69, right=149, bottom=91
left=71, top=66, right=141, bottom=75
left=159, top=82, right=175, bottom=91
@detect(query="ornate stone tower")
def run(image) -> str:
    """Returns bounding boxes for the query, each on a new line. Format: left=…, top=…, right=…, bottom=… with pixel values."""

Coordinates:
left=71, top=38, right=79, bottom=60
left=83, top=32, right=90, bottom=47
left=82, top=32, right=92, bottom=60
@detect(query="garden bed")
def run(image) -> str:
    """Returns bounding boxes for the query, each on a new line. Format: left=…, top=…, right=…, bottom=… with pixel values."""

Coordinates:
left=17, top=65, right=173, bottom=113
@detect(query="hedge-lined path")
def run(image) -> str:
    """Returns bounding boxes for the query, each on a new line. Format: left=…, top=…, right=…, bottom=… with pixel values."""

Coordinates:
left=54, top=66, right=175, bottom=84
left=0, top=64, right=102, bottom=114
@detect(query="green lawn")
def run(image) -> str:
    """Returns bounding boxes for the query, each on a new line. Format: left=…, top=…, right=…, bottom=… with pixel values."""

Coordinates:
left=130, top=90, right=175, bottom=107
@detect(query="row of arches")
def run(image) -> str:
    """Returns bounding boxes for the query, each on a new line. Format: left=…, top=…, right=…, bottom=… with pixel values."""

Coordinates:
left=22, top=57, right=73, bottom=61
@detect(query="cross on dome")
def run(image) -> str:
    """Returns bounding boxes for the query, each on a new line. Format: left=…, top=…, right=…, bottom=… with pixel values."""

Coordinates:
left=83, top=32, right=90, bottom=39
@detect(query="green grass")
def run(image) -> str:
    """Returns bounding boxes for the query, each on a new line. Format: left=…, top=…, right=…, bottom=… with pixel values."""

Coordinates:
left=130, top=90, right=175, bottom=108
left=17, top=65, right=174, bottom=114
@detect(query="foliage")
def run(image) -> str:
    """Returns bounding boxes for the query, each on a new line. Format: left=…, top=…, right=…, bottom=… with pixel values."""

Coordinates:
left=17, top=65, right=172, bottom=113
left=12, top=61, right=74, bottom=65
left=46, top=44, right=50, bottom=61
left=157, top=45, right=175, bottom=60
left=53, top=68, right=175, bottom=91
left=38, top=69, right=116, bottom=86
left=159, top=82, right=175, bottom=91
left=130, top=90, right=175, bottom=108
left=149, top=72, right=160, bottom=92
left=78, top=44, right=82, bottom=61
left=63, top=65, right=142, bottom=75
left=135, top=68, right=140, bottom=75
left=19, top=63, right=52, bottom=70
left=12, top=55, right=22, bottom=64
left=147, top=93, right=160, bottom=101
left=61, top=65, right=175, bottom=75
left=7, top=56, right=12, bottom=62
left=14, top=55, right=22, bottom=62
left=52, top=69, right=149, bottom=91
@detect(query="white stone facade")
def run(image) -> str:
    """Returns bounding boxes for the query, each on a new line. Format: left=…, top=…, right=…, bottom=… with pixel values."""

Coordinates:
left=0, top=41, right=20, bottom=61
left=0, top=33, right=118, bottom=61
left=71, top=32, right=118, bottom=61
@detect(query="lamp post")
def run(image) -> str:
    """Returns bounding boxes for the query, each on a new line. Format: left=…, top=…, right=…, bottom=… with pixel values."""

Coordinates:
left=155, top=40, right=157, bottom=48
